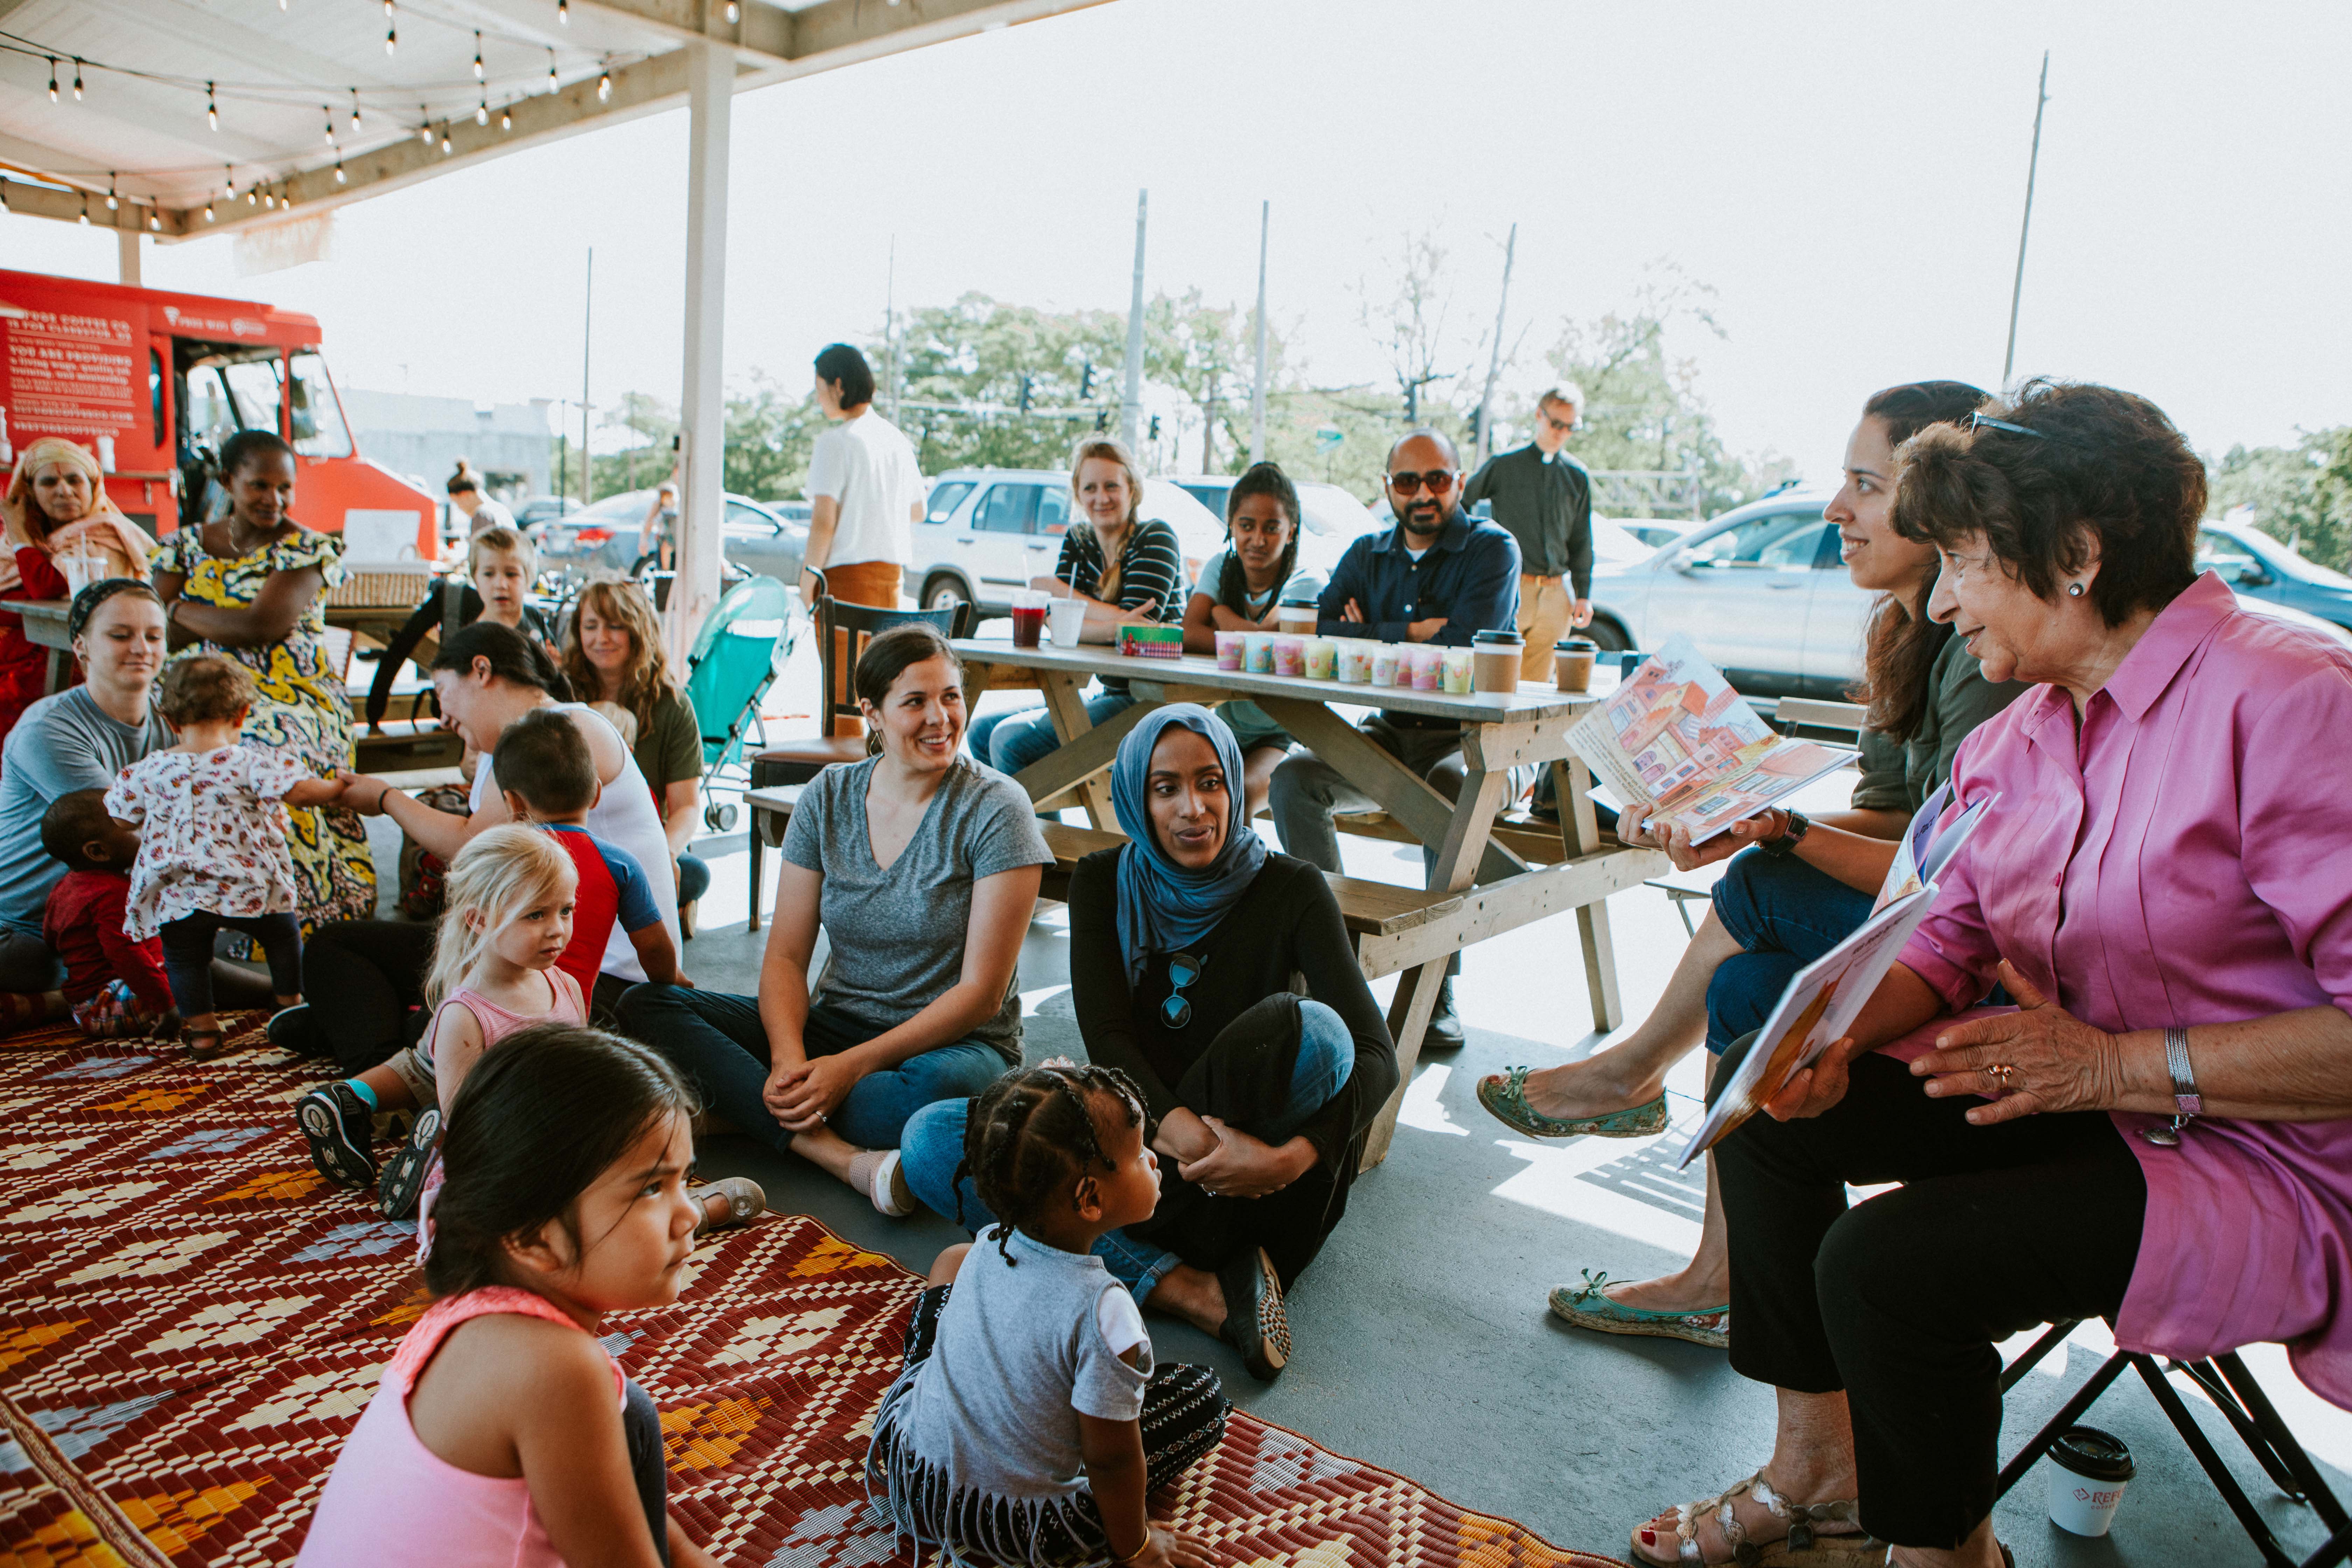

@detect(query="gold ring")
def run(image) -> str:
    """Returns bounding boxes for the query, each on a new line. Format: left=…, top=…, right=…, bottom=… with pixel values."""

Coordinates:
left=1988, top=1063, right=2016, bottom=1088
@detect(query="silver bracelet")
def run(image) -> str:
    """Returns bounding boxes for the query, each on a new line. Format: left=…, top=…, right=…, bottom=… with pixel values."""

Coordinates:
left=2140, top=1026, right=2200, bottom=1147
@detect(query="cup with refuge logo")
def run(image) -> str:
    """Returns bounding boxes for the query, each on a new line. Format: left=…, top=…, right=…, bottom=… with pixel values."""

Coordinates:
left=2045, top=1426, right=2134, bottom=1537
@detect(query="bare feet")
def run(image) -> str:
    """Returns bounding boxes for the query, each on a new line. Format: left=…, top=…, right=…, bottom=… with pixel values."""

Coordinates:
left=1145, top=1264, right=1228, bottom=1336
left=1508, top=1054, right=1667, bottom=1122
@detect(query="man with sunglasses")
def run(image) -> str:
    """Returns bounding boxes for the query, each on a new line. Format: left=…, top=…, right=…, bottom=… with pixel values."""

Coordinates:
left=1267, top=428, right=1522, bottom=1047
left=1463, top=385, right=1594, bottom=682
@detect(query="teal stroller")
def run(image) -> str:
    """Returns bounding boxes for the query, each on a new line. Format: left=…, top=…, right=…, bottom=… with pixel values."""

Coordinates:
left=682, top=574, right=796, bottom=832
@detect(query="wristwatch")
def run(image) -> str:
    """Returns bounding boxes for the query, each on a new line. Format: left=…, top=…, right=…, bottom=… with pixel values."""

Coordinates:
left=2141, top=1026, right=2201, bottom=1147
left=1758, top=809, right=1811, bottom=858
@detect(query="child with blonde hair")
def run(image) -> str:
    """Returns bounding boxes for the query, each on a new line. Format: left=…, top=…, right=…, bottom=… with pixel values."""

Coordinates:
left=299, top=824, right=584, bottom=1216
left=104, top=655, right=344, bottom=1058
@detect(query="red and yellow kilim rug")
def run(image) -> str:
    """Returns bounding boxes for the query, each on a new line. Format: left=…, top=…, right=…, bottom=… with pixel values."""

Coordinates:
left=0, top=1016, right=1624, bottom=1568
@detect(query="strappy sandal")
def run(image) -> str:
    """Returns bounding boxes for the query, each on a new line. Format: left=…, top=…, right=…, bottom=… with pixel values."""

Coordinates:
left=1549, top=1269, right=1728, bottom=1349
left=183, top=1027, right=227, bottom=1061
left=1630, top=1469, right=1883, bottom=1566
left=690, top=1177, right=766, bottom=1239
left=1478, top=1066, right=1668, bottom=1139
left=377, top=1107, right=441, bottom=1221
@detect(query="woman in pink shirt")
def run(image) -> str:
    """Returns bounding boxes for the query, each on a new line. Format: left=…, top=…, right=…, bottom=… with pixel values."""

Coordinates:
left=1630, top=381, right=2352, bottom=1568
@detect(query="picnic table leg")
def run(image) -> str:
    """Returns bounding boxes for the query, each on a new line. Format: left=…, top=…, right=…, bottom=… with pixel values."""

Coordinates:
left=1555, top=756, right=1625, bottom=1032
left=42, top=647, right=65, bottom=697
left=1038, top=672, right=1118, bottom=830
left=1359, top=763, right=1511, bottom=1170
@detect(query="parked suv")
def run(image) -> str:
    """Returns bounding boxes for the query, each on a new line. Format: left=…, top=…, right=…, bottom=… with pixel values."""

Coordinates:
left=1590, top=491, right=2352, bottom=699
left=912, top=469, right=1224, bottom=615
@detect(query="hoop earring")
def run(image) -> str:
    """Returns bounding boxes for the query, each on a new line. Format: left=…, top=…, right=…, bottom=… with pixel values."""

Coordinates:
left=2066, top=582, right=2086, bottom=598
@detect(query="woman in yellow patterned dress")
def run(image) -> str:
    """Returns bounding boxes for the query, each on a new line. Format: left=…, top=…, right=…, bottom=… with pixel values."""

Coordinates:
left=151, top=430, right=373, bottom=932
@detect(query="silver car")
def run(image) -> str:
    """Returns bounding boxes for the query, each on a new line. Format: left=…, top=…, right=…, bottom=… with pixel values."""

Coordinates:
left=530, top=486, right=806, bottom=581
left=911, top=468, right=1224, bottom=615
left=1590, top=489, right=2352, bottom=699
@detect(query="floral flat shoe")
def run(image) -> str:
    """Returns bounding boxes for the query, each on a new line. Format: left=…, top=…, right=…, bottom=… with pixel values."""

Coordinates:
left=1477, top=1066, right=1668, bottom=1139
left=1549, top=1269, right=1729, bottom=1349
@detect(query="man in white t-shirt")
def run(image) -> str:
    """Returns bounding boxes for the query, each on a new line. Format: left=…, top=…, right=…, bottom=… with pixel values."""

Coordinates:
left=805, top=343, right=926, bottom=735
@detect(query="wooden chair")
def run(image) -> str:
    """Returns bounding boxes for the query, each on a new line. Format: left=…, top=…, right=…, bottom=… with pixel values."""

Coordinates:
left=748, top=581, right=972, bottom=790
left=1999, top=1321, right=2351, bottom=1567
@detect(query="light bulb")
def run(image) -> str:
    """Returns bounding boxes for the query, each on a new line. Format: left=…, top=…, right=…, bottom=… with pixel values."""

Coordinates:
left=47, top=59, right=57, bottom=103
left=351, top=90, right=362, bottom=132
left=475, top=98, right=488, bottom=126
left=500, top=105, right=512, bottom=131
left=334, top=159, right=347, bottom=185
left=263, top=190, right=275, bottom=208
left=106, top=174, right=118, bottom=211
left=474, top=33, right=485, bottom=80
left=147, top=211, right=160, bottom=231
left=71, top=59, right=82, bottom=100
left=547, top=50, right=559, bottom=93
left=205, top=201, right=216, bottom=220
left=440, top=128, right=452, bottom=154
left=418, top=110, right=432, bottom=144
left=558, top=0, right=568, bottom=22
left=223, top=166, right=233, bottom=198
left=246, top=188, right=257, bottom=206
left=596, top=68, right=611, bottom=101
left=324, top=104, right=336, bottom=144
left=206, top=82, right=217, bottom=129
left=77, top=196, right=88, bottom=224
left=385, top=24, right=396, bottom=53
left=725, top=1, right=739, bottom=20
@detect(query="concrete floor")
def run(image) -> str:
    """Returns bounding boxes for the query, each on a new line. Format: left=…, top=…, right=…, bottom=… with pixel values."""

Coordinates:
left=654, top=741, right=2352, bottom=1568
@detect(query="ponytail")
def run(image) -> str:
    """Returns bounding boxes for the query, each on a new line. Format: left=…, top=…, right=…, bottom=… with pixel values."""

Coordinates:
left=433, top=619, right=573, bottom=702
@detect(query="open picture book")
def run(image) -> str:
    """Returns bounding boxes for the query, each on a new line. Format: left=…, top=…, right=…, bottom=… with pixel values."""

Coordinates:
left=1565, top=635, right=1855, bottom=844
left=1673, top=789, right=2000, bottom=1168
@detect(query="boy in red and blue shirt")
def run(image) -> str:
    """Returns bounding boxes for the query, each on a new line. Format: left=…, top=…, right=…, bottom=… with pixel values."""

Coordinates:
left=40, top=789, right=175, bottom=1038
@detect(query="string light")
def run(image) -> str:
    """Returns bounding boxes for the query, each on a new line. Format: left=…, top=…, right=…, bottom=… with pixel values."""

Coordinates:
left=547, top=48, right=559, bottom=93
left=384, top=1, right=397, bottom=55
left=596, top=63, right=611, bottom=101
left=70, top=58, right=83, bottom=100
left=418, top=108, right=432, bottom=145
left=440, top=125, right=452, bottom=154
left=204, top=198, right=215, bottom=221
left=246, top=186, right=258, bottom=206
left=323, top=103, right=336, bottom=144
left=147, top=210, right=160, bottom=231
left=48, top=58, right=59, bottom=103
left=558, top=0, right=568, bottom=22
left=725, top=1, right=738, bottom=20
left=474, top=93, right=488, bottom=126
left=206, top=82, right=218, bottom=130
left=77, top=192, right=88, bottom=224
left=334, top=155, right=347, bottom=185
left=262, top=189, right=275, bottom=208
left=473, top=31, right=485, bottom=80
left=500, top=103, right=512, bottom=131
left=350, top=89, right=362, bottom=133
left=106, top=173, right=118, bottom=211
left=223, top=165, right=234, bottom=199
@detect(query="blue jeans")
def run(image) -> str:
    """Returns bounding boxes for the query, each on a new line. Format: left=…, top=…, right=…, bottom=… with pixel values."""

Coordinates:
left=161, top=910, right=302, bottom=1017
left=968, top=691, right=1135, bottom=776
left=897, top=997, right=1356, bottom=1305
left=677, top=852, right=709, bottom=908
left=617, top=984, right=1006, bottom=1154
left=1702, top=849, right=1878, bottom=1052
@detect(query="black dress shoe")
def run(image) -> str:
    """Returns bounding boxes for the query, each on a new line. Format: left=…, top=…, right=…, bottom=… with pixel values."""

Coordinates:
left=1425, top=977, right=1466, bottom=1049
left=1217, top=1246, right=1290, bottom=1380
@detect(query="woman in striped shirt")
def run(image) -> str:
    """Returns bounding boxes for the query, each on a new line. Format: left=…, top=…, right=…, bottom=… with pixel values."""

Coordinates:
left=969, top=436, right=1186, bottom=777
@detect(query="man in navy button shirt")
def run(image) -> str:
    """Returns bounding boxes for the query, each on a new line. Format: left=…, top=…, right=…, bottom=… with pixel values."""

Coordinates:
left=1268, top=427, right=1520, bottom=1045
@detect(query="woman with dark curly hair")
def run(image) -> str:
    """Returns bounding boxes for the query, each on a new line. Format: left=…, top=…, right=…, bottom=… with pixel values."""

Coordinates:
left=1625, top=380, right=2352, bottom=1568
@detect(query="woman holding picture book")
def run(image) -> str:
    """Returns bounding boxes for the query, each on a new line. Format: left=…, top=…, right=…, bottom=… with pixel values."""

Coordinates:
left=1476, top=382, right=2028, bottom=1349
left=1624, top=379, right=2352, bottom=1568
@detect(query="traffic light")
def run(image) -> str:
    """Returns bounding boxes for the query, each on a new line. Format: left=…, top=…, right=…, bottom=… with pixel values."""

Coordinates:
left=1148, top=415, right=1161, bottom=441
left=1018, top=376, right=1034, bottom=414
left=1080, top=361, right=1096, bottom=399
left=1094, top=411, right=1109, bottom=432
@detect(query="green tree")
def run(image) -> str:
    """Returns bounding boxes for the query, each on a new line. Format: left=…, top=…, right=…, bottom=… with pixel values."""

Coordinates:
left=1146, top=288, right=1254, bottom=473
left=723, top=371, right=822, bottom=501
left=2210, top=428, right=2352, bottom=571
left=883, top=292, right=1129, bottom=471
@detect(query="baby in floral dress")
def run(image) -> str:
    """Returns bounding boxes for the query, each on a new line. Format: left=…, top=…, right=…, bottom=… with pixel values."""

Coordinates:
left=104, top=656, right=344, bottom=1057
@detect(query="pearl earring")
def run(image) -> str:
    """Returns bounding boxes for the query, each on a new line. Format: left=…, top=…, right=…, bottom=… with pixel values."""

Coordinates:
left=2067, top=582, right=2086, bottom=598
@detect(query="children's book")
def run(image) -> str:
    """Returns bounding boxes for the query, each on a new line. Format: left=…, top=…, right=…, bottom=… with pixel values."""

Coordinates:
left=1566, top=635, right=1853, bottom=844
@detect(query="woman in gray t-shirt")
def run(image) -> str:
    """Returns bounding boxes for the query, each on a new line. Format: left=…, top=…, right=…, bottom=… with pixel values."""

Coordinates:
left=621, top=624, right=1049, bottom=1213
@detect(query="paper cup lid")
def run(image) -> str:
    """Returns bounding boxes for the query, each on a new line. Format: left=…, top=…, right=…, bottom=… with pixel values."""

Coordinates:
left=2050, top=1426, right=2135, bottom=1482
left=1556, top=637, right=1598, bottom=651
left=1473, top=629, right=1523, bottom=645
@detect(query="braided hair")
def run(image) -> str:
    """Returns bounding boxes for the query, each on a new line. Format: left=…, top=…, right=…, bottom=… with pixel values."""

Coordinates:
left=955, top=1063, right=1147, bottom=1266
left=1214, top=461, right=1302, bottom=615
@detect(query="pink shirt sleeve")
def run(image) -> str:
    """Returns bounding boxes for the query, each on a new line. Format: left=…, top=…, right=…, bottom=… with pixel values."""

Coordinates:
left=1895, top=729, right=2006, bottom=1013
left=2238, top=666, right=2352, bottom=1011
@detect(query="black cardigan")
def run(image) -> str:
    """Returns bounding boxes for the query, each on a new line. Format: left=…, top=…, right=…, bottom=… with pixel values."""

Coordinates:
left=1068, top=847, right=1398, bottom=1282
left=365, top=584, right=559, bottom=725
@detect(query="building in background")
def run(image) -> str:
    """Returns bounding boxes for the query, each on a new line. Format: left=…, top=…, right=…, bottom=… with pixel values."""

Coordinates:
left=338, top=390, right=555, bottom=530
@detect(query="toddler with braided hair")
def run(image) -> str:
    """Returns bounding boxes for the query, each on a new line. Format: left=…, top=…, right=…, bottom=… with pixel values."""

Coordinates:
left=866, top=1063, right=1228, bottom=1568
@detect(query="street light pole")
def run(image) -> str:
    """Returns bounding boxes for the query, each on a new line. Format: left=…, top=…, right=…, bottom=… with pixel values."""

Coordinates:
left=1121, top=189, right=1148, bottom=449
left=1473, top=222, right=1517, bottom=469
left=580, top=247, right=594, bottom=507
left=2002, top=52, right=2050, bottom=390
left=1251, top=200, right=1269, bottom=465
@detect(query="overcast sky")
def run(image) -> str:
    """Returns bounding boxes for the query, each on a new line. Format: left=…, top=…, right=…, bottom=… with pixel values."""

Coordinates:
left=8, top=0, right=2351, bottom=482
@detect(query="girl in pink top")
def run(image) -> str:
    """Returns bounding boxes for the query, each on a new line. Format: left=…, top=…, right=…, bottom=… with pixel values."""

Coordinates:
left=1632, top=382, right=2352, bottom=1568
left=298, top=1025, right=719, bottom=1568
left=298, top=825, right=583, bottom=1216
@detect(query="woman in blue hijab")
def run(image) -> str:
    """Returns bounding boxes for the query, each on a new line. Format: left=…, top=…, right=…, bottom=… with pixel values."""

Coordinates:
left=896, top=704, right=1396, bottom=1381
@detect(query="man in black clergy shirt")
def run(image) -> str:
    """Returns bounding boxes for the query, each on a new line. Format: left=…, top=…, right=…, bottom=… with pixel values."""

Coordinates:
left=1462, top=384, right=1593, bottom=682
left=1266, top=427, right=1521, bottom=1047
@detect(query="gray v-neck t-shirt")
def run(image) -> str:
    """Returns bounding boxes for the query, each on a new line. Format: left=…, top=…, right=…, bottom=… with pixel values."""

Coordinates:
left=781, top=754, right=1051, bottom=1061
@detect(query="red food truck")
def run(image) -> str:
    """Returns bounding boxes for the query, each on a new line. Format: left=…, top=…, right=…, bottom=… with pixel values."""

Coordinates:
left=0, top=268, right=437, bottom=560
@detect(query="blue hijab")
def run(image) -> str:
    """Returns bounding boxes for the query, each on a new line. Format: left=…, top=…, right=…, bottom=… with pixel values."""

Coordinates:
left=1111, top=704, right=1268, bottom=987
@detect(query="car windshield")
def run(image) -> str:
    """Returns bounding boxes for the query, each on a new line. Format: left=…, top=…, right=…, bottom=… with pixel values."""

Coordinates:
left=2207, top=524, right=2352, bottom=587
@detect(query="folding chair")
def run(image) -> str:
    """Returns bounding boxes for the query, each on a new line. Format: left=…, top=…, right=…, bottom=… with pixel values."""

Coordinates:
left=1999, top=1320, right=2352, bottom=1568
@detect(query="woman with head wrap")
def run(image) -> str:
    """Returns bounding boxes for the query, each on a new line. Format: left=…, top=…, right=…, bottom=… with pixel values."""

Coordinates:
left=0, top=438, right=156, bottom=752
left=895, top=704, right=1398, bottom=1381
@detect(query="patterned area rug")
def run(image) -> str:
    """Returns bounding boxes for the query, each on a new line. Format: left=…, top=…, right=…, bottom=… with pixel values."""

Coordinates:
left=0, top=1016, right=1626, bottom=1568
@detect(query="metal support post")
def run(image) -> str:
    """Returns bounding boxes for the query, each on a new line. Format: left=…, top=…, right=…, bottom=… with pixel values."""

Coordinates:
left=670, top=37, right=733, bottom=666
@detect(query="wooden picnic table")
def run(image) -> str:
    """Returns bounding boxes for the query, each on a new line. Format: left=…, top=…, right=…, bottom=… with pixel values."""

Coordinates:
left=951, top=635, right=1667, bottom=1165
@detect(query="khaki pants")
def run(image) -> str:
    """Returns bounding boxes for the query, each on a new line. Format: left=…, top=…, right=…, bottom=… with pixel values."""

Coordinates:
left=1518, top=573, right=1573, bottom=681
left=822, top=560, right=905, bottom=736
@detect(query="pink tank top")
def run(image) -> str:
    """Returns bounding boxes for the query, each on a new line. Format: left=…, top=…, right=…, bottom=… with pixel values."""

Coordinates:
left=295, top=1288, right=623, bottom=1567
left=448, top=969, right=585, bottom=1052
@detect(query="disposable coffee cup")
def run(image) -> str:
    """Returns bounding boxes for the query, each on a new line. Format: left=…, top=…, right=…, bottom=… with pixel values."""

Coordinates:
left=1047, top=596, right=1088, bottom=648
left=1471, top=629, right=1523, bottom=693
left=1555, top=636, right=1598, bottom=693
left=2045, top=1426, right=2134, bottom=1537
left=1276, top=592, right=1319, bottom=638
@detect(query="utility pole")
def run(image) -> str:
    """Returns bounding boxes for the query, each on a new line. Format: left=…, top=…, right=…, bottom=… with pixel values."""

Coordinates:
left=1473, top=222, right=1517, bottom=469
left=1121, top=189, right=1148, bottom=449
left=1251, top=200, right=1269, bottom=465
left=2003, top=52, right=2050, bottom=390
left=580, top=248, right=594, bottom=507
left=885, top=235, right=901, bottom=425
